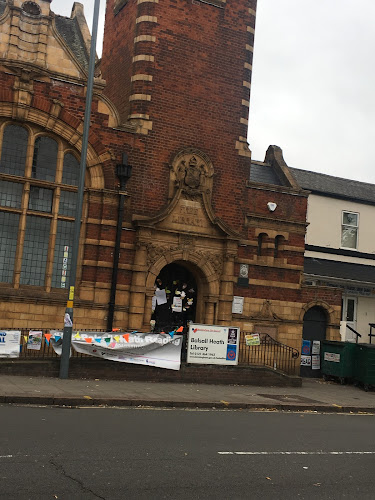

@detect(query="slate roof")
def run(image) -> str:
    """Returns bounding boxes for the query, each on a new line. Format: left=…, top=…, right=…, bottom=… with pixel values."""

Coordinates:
left=249, top=162, right=282, bottom=186
left=290, top=167, right=375, bottom=205
left=54, top=15, right=89, bottom=72
left=0, top=0, right=7, bottom=17
left=305, top=257, right=375, bottom=285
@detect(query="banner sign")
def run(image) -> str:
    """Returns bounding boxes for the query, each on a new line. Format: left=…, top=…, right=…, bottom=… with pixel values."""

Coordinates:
left=187, top=324, right=240, bottom=365
left=245, top=333, right=261, bottom=346
left=0, top=330, right=21, bottom=358
left=50, top=331, right=183, bottom=371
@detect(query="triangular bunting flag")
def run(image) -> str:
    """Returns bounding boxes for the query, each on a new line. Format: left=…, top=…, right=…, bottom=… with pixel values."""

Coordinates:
left=54, top=335, right=61, bottom=342
left=94, top=337, right=102, bottom=343
left=168, top=331, right=174, bottom=338
left=104, top=338, right=111, bottom=345
left=85, top=338, right=93, bottom=344
left=24, top=336, right=28, bottom=343
left=114, top=336, right=120, bottom=342
left=122, top=334, right=129, bottom=343
left=176, top=326, right=184, bottom=333
left=74, top=332, right=81, bottom=339
left=109, top=342, right=116, bottom=348
left=44, top=333, right=52, bottom=345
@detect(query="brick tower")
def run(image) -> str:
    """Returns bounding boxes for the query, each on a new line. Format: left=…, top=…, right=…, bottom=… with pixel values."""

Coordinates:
left=101, top=0, right=257, bottom=229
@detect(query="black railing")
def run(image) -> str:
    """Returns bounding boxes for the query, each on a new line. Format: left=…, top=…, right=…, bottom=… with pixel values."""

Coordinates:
left=239, top=332, right=299, bottom=375
left=346, top=324, right=362, bottom=344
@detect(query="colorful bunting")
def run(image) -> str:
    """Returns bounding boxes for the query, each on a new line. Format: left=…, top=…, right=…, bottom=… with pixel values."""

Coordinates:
left=122, top=334, right=129, bottom=343
left=109, top=342, right=116, bottom=348
left=168, top=331, right=174, bottom=338
left=74, top=332, right=81, bottom=339
left=85, top=337, right=93, bottom=344
left=94, top=338, right=102, bottom=343
left=176, top=326, right=184, bottom=333
left=24, top=336, right=28, bottom=343
left=114, top=336, right=120, bottom=342
left=44, top=333, right=52, bottom=345
left=104, top=338, right=111, bottom=345
left=54, top=335, right=61, bottom=342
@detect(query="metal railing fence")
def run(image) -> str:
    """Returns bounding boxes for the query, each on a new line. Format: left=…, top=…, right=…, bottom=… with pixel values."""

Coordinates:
left=2, top=328, right=300, bottom=375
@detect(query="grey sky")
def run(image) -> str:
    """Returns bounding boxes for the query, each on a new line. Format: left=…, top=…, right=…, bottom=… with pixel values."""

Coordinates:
left=52, top=0, right=375, bottom=184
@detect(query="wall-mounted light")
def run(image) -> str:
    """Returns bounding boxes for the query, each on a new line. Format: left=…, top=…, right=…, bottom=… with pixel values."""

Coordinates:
left=267, top=202, right=277, bottom=212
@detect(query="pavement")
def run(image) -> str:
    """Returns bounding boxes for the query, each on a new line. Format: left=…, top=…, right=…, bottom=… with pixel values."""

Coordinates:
left=0, top=375, right=375, bottom=412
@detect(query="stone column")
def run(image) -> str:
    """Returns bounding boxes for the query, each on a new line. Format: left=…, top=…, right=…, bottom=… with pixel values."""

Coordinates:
left=217, top=247, right=237, bottom=325
left=128, top=242, right=148, bottom=330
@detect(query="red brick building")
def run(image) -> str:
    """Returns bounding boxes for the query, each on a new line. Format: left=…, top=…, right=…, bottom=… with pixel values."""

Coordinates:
left=0, top=0, right=341, bottom=357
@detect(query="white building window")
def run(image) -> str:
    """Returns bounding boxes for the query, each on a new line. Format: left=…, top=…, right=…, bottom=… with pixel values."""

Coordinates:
left=341, top=211, right=358, bottom=249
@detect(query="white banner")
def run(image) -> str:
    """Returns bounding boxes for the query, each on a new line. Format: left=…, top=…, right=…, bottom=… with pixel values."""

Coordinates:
left=0, top=330, right=21, bottom=358
left=51, top=331, right=183, bottom=371
left=187, top=324, right=239, bottom=365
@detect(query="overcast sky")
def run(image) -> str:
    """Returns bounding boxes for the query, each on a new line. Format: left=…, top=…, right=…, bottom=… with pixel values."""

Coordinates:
left=52, top=0, right=375, bottom=184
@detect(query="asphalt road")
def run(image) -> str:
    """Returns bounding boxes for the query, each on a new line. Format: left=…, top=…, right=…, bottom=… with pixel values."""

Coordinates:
left=1, top=405, right=375, bottom=499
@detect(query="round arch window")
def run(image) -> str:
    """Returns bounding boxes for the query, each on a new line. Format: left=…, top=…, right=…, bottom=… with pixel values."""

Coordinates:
left=22, top=2, right=41, bottom=16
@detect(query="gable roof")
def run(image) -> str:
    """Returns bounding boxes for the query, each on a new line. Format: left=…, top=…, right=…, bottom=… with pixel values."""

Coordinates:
left=54, top=15, right=89, bottom=72
left=250, top=162, right=283, bottom=186
left=290, top=167, right=375, bottom=205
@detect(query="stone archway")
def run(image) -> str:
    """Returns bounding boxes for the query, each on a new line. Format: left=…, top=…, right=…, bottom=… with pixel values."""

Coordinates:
left=127, top=242, right=223, bottom=331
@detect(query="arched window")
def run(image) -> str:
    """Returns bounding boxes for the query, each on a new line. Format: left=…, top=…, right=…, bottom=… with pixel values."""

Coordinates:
left=0, top=124, right=28, bottom=176
left=0, top=123, right=80, bottom=289
left=257, top=233, right=267, bottom=257
left=274, top=235, right=285, bottom=259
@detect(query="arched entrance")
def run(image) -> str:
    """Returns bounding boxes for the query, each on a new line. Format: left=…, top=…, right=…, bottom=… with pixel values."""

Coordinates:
left=301, top=306, right=327, bottom=378
left=151, top=262, right=205, bottom=332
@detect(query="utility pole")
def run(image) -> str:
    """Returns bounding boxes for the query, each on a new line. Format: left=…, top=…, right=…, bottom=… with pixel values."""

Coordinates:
left=59, top=0, right=101, bottom=379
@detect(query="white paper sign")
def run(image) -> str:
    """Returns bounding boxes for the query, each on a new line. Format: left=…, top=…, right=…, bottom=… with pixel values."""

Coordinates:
left=232, top=296, right=244, bottom=314
left=324, top=352, right=340, bottom=363
left=312, top=355, right=321, bottom=370
left=300, top=355, right=312, bottom=366
left=0, top=331, right=21, bottom=358
left=172, top=296, right=182, bottom=313
left=155, top=289, right=167, bottom=305
left=312, top=341, right=321, bottom=355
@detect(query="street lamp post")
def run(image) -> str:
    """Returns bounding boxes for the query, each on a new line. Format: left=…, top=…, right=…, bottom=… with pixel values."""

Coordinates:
left=59, top=0, right=101, bottom=379
left=107, top=155, right=132, bottom=332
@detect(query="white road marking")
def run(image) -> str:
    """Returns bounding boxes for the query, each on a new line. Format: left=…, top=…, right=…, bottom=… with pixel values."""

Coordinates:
left=218, top=451, right=375, bottom=455
left=0, top=455, right=13, bottom=458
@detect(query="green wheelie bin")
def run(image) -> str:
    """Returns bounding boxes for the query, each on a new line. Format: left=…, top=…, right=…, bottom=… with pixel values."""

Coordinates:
left=321, top=340, right=357, bottom=385
left=353, top=343, right=375, bottom=391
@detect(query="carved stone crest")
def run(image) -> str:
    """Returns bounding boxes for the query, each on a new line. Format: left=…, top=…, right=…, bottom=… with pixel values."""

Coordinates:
left=178, top=156, right=204, bottom=190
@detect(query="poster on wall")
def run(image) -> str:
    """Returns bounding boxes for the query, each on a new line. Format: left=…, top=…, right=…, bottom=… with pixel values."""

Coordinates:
left=50, top=331, right=183, bottom=371
left=312, top=355, right=321, bottom=370
left=232, top=296, right=244, bottom=314
left=0, top=331, right=21, bottom=358
left=312, top=341, right=321, bottom=355
left=187, top=324, right=240, bottom=365
left=300, top=355, right=312, bottom=367
left=302, top=340, right=311, bottom=356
